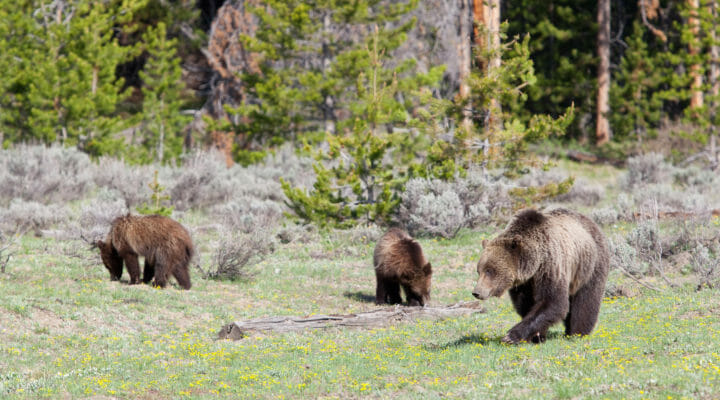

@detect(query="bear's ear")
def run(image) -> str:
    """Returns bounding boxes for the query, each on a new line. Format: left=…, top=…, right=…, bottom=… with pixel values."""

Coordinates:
left=423, top=262, right=432, bottom=276
left=95, top=240, right=104, bottom=249
left=504, top=236, right=522, bottom=252
left=481, top=239, right=488, bottom=248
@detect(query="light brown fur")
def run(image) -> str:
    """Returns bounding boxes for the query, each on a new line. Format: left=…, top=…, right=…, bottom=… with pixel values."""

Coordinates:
left=472, top=208, right=609, bottom=344
left=97, top=214, right=194, bottom=290
left=374, top=228, right=432, bottom=306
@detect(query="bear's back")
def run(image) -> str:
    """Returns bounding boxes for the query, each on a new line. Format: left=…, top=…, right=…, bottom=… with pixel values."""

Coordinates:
left=374, top=228, right=426, bottom=278
left=110, top=215, right=193, bottom=257
left=544, top=209, right=609, bottom=294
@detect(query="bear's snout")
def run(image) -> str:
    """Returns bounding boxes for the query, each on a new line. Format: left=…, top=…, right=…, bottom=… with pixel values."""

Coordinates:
left=471, top=291, right=481, bottom=299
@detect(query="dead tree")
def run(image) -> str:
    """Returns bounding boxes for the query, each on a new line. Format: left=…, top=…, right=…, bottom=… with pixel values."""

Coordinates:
left=218, top=301, right=485, bottom=340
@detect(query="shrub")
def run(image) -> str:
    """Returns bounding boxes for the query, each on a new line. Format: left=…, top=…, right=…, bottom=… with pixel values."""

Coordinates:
left=200, top=229, right=275, bottom=281
left=0, top=145, right=92, bottom=204
left=167, top=150, right=235, bottom=211
left=590, top=207, right=619, bottom=226
left=692, top=243, right=720, bottom=289
left=396, top=174, right=499, bottom=238
left=76, top=192, right=129, bottom=243
left=92, top=157, right=154, bottom=207
left=554, top=178, right=605, bottom=206
left=0, top=199, right=68, bottom=235
left=621, top=152, right=672, bottom=188
left=276, top=224, right=318, bottom=244
left=212, top=198, right=284, bottom=234
left=608, top=234, right=647, bottom=277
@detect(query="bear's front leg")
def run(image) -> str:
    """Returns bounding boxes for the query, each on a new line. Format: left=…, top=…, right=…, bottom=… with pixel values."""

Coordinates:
left=503, top=289, right=569, bottom=344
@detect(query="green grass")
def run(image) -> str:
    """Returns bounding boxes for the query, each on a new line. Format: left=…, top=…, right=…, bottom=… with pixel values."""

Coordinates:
left=1, top=229, right=719, bottom=399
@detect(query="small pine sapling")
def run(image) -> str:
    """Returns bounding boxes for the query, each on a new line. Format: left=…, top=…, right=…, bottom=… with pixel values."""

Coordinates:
left=137, top=170, right=174, bottom=216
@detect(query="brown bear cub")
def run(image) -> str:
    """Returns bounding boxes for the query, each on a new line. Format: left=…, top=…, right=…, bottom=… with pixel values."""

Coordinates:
left=96, top=214, right=194, bottom=290
left=374, top=228, right=432, bottom=306
left=472, top=208, right=610, bottom=344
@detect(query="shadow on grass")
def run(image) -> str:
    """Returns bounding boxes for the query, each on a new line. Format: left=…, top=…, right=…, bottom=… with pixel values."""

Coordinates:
left=426, top=334, right=495, bottom=350
left=343, top=291, right=376, bottom=303
left=427, top=331, right=567, bottom=350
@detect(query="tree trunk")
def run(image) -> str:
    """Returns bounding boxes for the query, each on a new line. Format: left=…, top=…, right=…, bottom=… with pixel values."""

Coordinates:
left=458, top=0, right=473, bottom=131
left=473, top=0, right=502, bottom=131
left=688, top=0, right=704, bottom=109
left=596, top=0, right=612, bottom=145
left=218, top=301, right=485, bottom=339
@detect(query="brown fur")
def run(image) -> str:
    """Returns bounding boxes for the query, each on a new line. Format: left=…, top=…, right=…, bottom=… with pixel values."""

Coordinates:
left=373, top=228, right=432, bottom=306
left=97, top=214, right=194, bottom=290
left=472, top=208, right=610, bottom=344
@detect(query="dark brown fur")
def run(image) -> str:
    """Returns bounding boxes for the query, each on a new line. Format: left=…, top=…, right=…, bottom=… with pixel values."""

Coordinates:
left=373, top=228, right=432, bottom=306
left=472, top=208, right=610, bottom=344
left=97, top=214, right=194, bottom=290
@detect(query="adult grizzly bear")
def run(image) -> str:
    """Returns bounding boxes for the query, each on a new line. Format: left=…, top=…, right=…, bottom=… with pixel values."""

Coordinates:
left=96, top=214, right=193, bottom=290
left=374, top=228, right=432, bottom=306
left=472, top=208, right=609, bottom=344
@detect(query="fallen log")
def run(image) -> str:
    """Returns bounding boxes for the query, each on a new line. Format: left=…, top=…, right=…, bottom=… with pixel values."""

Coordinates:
left=218, top=301, right=485, bottom=340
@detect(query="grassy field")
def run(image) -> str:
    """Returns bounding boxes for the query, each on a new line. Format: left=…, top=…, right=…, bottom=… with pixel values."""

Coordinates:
left=1, top=226, right=719, bottom=399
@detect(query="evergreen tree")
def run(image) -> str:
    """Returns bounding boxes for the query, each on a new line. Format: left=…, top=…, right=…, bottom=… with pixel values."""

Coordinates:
left=610, top=21, right=664, bottom=143
left=137, top=22, right=192, bottom=163
left=281, top=26, right=444, bottom=228
left=426, top=30, right=574, bottom=179
left=504, top=0, right=596, bottom=137
left=1, top=0, right=145, bottom=154
left=207, top=0, right=419, bottom=165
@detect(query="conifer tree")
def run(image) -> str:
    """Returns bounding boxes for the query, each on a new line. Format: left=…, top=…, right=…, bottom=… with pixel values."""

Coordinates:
left=281, top=25, right=444, bottom=228
left=425, top=30, right=574, bottom=179
left=2, top=0, right=144, bottom=154
left=610, top=21, right=664, bottom=142
left=207, top=0, right=418, bottom=165
left=138, top=22, right=192, bottom=163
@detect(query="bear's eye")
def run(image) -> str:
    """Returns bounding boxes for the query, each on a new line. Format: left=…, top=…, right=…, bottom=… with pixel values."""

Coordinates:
left=485, top=268, right=495, bottom=278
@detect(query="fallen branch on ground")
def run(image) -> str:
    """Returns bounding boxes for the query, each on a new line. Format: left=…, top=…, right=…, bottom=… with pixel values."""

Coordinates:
left=218, top=301, right=485, bottom=340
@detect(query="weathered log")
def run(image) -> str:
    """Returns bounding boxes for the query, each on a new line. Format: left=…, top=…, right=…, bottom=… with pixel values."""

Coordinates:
left=218, top=301, right=485, bottom=340
left=567, top=150, right=599, bottom=163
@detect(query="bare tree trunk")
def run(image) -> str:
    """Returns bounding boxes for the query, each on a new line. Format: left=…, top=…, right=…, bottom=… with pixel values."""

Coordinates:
left=711, top=1, right=720, bottom=98
left=596, top=0, right=612, bottom=145
left=689, top=0, right=704, bottom=109
left=707, top=1, right=719, bottom=174
left=218, top=301, right=485, bottom=339
left=474, top=0, right=502, bottom=131
left=458, top=1, right=473, bottom=131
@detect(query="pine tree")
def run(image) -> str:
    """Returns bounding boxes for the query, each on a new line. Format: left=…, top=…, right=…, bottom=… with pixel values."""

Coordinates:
left=2, top=0, right=145, bottom=154
left=207, top=0, right=419, bottom=165
left=425, top=30, right=574, bottom=179
left=281, top=25, right=444, bottom=228
left=137, top=22, right=192, bottom=163
left=610, top=21, right=664, bottom=143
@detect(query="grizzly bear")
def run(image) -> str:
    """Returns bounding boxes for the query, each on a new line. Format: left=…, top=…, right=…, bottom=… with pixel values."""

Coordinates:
left=96, top=214, right=193, bottom=290
left=374, top=228, right=432, bottom=306
left=472, top=208, right=610, bottom=344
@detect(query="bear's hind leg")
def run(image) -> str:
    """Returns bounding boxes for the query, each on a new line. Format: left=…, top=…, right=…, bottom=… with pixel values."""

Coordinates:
left=143, top=260, right=155, bottom=284
left=375, top=276, right=388, bottom=304
left=172, top=264, right=192, bottom=290
left=123, top=253, right=141, bottom=284
left=564, top=271, right=607, bottom=336
left=385, top=280, right=402, bottom=305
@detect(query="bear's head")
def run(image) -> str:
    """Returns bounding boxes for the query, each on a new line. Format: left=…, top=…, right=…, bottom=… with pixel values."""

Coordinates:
left=472, top=238, right=520, bottom=300
left=96, top=239, right=123, bottom=280
left=405, top=262, right=432, bottom=306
